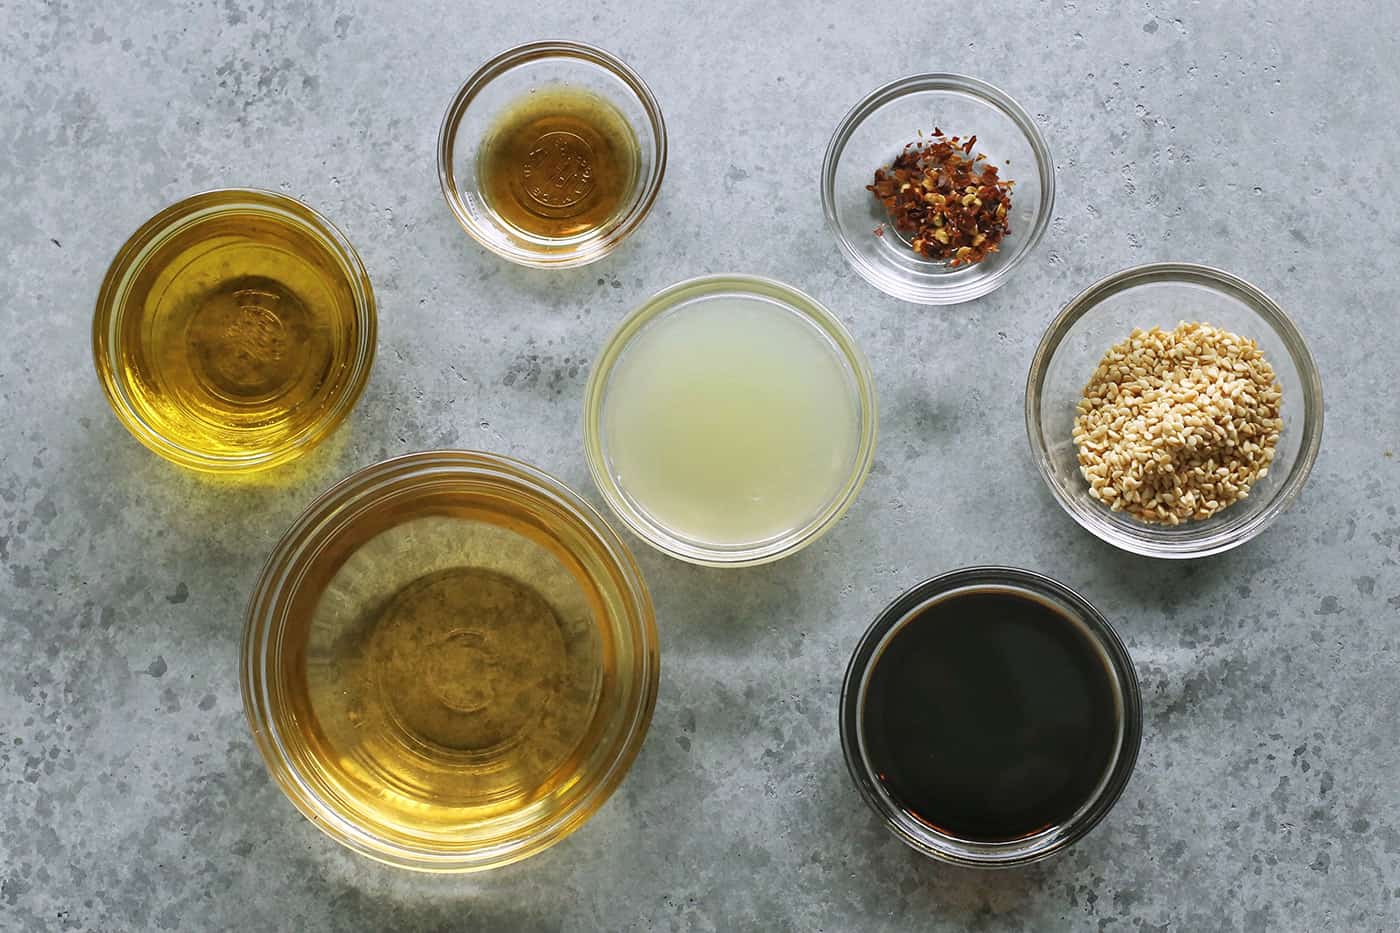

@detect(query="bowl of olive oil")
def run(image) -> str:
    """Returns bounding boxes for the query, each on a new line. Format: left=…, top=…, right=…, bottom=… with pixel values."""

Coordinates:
left=241, top=451, right=659, bottom=872
left=438, top=41, right=666, bottom=268
left=93, top=189, right=375, bottom=473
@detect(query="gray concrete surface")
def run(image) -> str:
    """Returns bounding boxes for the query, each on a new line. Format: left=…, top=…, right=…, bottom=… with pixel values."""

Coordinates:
left=2, top=0, right=1398, bottom=930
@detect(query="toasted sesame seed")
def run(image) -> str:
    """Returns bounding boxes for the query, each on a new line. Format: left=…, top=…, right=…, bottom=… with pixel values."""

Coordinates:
left=1071, top=322, right=1283, bottom=525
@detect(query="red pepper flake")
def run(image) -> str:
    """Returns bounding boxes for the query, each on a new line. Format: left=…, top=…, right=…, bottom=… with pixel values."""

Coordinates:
left=866, top=130, right=1014, bottom=267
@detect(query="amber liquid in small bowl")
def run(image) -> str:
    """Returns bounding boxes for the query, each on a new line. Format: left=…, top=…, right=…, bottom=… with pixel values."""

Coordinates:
left=478, top=86, right=639, bottom=240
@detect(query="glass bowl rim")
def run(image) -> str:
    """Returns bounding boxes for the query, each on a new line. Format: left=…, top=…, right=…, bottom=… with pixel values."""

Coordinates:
left=838, top=566, right=1143, bottom=868
left=820, top=71, right=1056, bottom=305
left=91, top=186, right=377, bottom=473
left=239, top=449, right=660, bottom=872
left=436, top=39, right=668, bottom=269
left=581, top=273, right=879, bottom=567
left=1024, top=261, right=1325, bottom=559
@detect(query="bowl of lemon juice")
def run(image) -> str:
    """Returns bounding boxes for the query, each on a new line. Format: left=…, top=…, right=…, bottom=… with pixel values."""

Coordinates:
left=583, top=275, right=877, bottom=566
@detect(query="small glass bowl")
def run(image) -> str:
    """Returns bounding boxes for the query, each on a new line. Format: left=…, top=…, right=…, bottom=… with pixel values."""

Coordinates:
left=840, top=567, right=1142, bottom=868
left=582, top=275, right=878, bottom=567
left=437, top=40, right=667, bottom=269
left=821, top=73, right=1054, bottom=305
left=1027, top=263, right=1324, bottom=559
left=93, top=189, right=375, bottom=473
left=241, top=451, right=659, bottom=872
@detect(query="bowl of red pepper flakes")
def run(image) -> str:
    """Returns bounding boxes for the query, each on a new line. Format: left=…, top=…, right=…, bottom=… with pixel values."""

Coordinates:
left=821, top=73, right=1055, bottom=305
left=869, top=130, right=1014, bottom=267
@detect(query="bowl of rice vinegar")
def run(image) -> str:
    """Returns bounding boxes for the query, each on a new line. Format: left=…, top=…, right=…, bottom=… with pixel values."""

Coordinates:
left=93, top=189, right=375, bottom=473
left=241, top=451, right=659, bottom=872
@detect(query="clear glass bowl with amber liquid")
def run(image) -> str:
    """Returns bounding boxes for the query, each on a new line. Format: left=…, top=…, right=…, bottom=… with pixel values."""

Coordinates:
left=93, top=189, right=375, bottom=473
left=439, top=41, right=667, bottom=268
left=241, top=451, right=659, bottom=871
left=478, top=85, right=640, bottom=241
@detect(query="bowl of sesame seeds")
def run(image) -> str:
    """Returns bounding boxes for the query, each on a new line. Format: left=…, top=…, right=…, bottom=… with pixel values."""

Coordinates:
left=1026, top=263, right=1323, bottom=559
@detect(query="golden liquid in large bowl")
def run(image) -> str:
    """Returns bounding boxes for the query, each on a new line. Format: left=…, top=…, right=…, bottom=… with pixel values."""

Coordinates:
left=279, top=503, right=610, bottom=840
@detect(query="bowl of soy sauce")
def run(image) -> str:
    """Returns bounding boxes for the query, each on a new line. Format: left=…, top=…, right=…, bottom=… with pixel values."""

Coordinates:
left=840, top=567, right=1141, bottom=868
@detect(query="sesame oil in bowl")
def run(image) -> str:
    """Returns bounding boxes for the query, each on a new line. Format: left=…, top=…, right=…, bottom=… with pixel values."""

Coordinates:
left=477, top=85, right=640, bottom=240
left=438, top=41, right=667, bottom=268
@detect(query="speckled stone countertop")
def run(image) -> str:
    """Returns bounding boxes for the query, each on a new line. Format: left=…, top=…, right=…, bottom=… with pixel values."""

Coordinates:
left=2, top=1, right=1398, bottom=930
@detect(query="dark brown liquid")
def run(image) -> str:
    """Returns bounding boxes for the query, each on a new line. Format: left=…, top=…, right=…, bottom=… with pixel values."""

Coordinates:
left=862, top=588, right=1119, bottom=842
left=478, top=87, right=639, bottom=239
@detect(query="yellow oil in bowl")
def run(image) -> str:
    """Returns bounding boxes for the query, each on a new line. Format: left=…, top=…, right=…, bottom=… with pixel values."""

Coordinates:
left=93, top=189, right=375, bottom=473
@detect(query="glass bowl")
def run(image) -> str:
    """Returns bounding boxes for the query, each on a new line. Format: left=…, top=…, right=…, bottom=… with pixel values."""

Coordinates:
left=1026, top=263, right=1324, bottom=559
left=582, top=275, right=878, bottom=567
left=241, top=451, right=659, bottom=872
left=93, top=188, right=376, bottom=473
left=437, top=40, right=667, bottom=269
left=821, top=73, right=1054, bottom=305
left=840, top=567, right=1142, bottom=868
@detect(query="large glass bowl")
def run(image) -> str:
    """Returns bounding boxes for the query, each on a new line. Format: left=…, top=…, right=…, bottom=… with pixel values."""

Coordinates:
left=438, top=40, right=667, bottom=269
left=822, top=73, right=1054, bottom=305
left=241, top=451, right=659, bottom=871
left=1026, top=263, right=1324, bottom=559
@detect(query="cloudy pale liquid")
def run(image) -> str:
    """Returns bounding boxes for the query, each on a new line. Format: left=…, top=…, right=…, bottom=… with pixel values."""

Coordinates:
left=601, top=296, right=861, bottom=546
